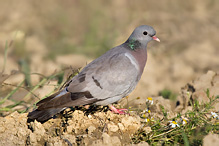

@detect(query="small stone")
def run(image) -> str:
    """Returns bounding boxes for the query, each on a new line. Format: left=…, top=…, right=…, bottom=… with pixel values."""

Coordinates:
left=203, top=133, right=219, bottom=146
left=118, top=123, right=124, bottom=131
left=92, top=139, right=103, bottom=146
left=17, top=127, right=27, bottom=138
left=102, top=133, right=111, bottom=144
left=111, top=136, right=121, bottom=146
left=62, top=134, right=76, bottom=145
left=67, top=125, right=73, bottom=133
left=121, top=116, right=141, bottom=133
left=54, top=141, right=63, bottom=146
left=10, top=111, right=20, bottom=118
left=29, top=133, right=37, bottom=143
left=193, top=70, right=216, bottom=90
left=143, top=127, right=152, bottom=134
left=108, top=123, right=119, bottom=133
left=88, top=126, right=96, bottom=135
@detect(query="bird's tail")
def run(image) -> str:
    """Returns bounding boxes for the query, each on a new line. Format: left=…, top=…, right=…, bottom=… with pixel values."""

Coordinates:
left=27, top=108, right=64, bottom=122
left=27, top=89, right=67, bottom=122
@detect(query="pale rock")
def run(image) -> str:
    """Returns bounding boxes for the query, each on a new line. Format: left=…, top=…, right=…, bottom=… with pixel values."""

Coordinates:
left=101, top=133, right=121, bottom=146
left=32, top=121, right=46, bottom=141
left=88, top=126, right=96, bottom=135
left=108, top=123, right=119, bottom=133
left=111, top=136, right=121, bottom=146
left=153, top=96, right=173, bottom=112
left=92, top=139, right=104, bottom=146
left=29, top=132, right=37, bottom=143
left=102, top=133, right=111, bottom=144
left=121, top=116, right=140, bottom=133
left=143, top=127, right=152, bottom=134
left=210, top=86, right=219, bottom=98
left=203, top=133, right=219, bottom=146
left=54, top=141, right=63, bottom=146
left=193, top=70, right=216, bottom=90
left=67, top=125, right=73, bottom=133
left=118, top=123, right=125, bottom=131
left=192, top=90, right=209, bottom=103
left=62, top=134, right=76, bottom=145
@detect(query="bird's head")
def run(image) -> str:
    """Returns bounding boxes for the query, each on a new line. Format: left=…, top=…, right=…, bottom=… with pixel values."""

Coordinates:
left=126, top=25, right=160, bottom=50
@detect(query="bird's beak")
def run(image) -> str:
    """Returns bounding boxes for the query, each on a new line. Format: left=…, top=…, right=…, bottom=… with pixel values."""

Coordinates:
left=152, top=36, right=160, bottom=42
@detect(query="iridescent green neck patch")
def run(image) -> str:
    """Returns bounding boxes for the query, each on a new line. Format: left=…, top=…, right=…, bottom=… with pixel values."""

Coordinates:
left=126, top=39, right=141, bottom=50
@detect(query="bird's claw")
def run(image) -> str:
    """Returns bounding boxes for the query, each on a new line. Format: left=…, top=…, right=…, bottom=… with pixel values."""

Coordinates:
left=109, top=105, right=128, bottom=114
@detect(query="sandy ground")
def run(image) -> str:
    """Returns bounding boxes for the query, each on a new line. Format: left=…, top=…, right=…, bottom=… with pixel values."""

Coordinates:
left=0, top=71, right=219, bottom=145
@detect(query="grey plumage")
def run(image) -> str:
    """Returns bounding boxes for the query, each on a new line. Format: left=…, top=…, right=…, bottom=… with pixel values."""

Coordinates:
left=28, top=25, right=159, bottom=122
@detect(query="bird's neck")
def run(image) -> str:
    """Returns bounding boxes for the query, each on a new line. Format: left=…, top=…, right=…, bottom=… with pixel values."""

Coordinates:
left=130, top=48, right=147, bottom=75
left=123, top=41, right=147, bottom=74
left=125, top=39, right=142, bottom=50
left=123, top=39, right=148, bottom=74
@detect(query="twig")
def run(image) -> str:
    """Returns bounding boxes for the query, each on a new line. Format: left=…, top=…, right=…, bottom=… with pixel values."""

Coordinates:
left=23, top=78, right=48, bottom=101
left=2, top=82, right=38, bottom=98
left=150, top=128, right=177, bottom=139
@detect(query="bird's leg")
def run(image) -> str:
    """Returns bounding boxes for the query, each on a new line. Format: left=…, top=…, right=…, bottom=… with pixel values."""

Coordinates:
left=109, top=104, right=128, bottom=114
left=84, top=105, right=90, bottom=109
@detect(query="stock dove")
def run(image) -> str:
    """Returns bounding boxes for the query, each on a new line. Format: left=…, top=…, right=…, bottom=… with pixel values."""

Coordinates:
left=28, top=25, right=160, bottom=122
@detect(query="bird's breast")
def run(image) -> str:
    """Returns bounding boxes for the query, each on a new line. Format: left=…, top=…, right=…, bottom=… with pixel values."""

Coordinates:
left=128, top=49, right=147, bottom=75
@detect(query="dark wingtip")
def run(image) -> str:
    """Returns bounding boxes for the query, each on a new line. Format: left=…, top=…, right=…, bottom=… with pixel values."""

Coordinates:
left=27, top=108, right=63, bottom=123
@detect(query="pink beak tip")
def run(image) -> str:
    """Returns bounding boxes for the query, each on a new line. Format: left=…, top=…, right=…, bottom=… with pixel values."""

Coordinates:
left=152, top=36, right=160, bottom=42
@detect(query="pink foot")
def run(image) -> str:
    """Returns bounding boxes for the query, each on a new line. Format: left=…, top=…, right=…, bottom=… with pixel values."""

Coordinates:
left=109, top=105, right=128, bottom=114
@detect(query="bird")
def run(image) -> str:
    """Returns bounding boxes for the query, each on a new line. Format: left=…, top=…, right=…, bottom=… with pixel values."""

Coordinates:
left=28, top=25, right=160, bottom=122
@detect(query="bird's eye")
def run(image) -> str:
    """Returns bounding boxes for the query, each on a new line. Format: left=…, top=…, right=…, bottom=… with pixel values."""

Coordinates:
left=143, top=31, right=148, bottom=35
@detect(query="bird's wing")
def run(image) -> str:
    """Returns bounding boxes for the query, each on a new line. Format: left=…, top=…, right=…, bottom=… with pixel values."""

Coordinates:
left=81, top=52, right=140, bottom=99
left=36, top=48, right=140, bottom=109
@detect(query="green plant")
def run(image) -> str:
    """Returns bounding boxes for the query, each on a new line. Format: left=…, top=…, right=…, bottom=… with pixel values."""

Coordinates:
left=132, top=89, right=219, bottom=145
left=159, top=89, right=177, bottom=100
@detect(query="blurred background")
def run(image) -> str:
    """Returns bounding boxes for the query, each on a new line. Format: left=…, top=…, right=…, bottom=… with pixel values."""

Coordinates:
left=0, top=0, right=219, bottom=112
